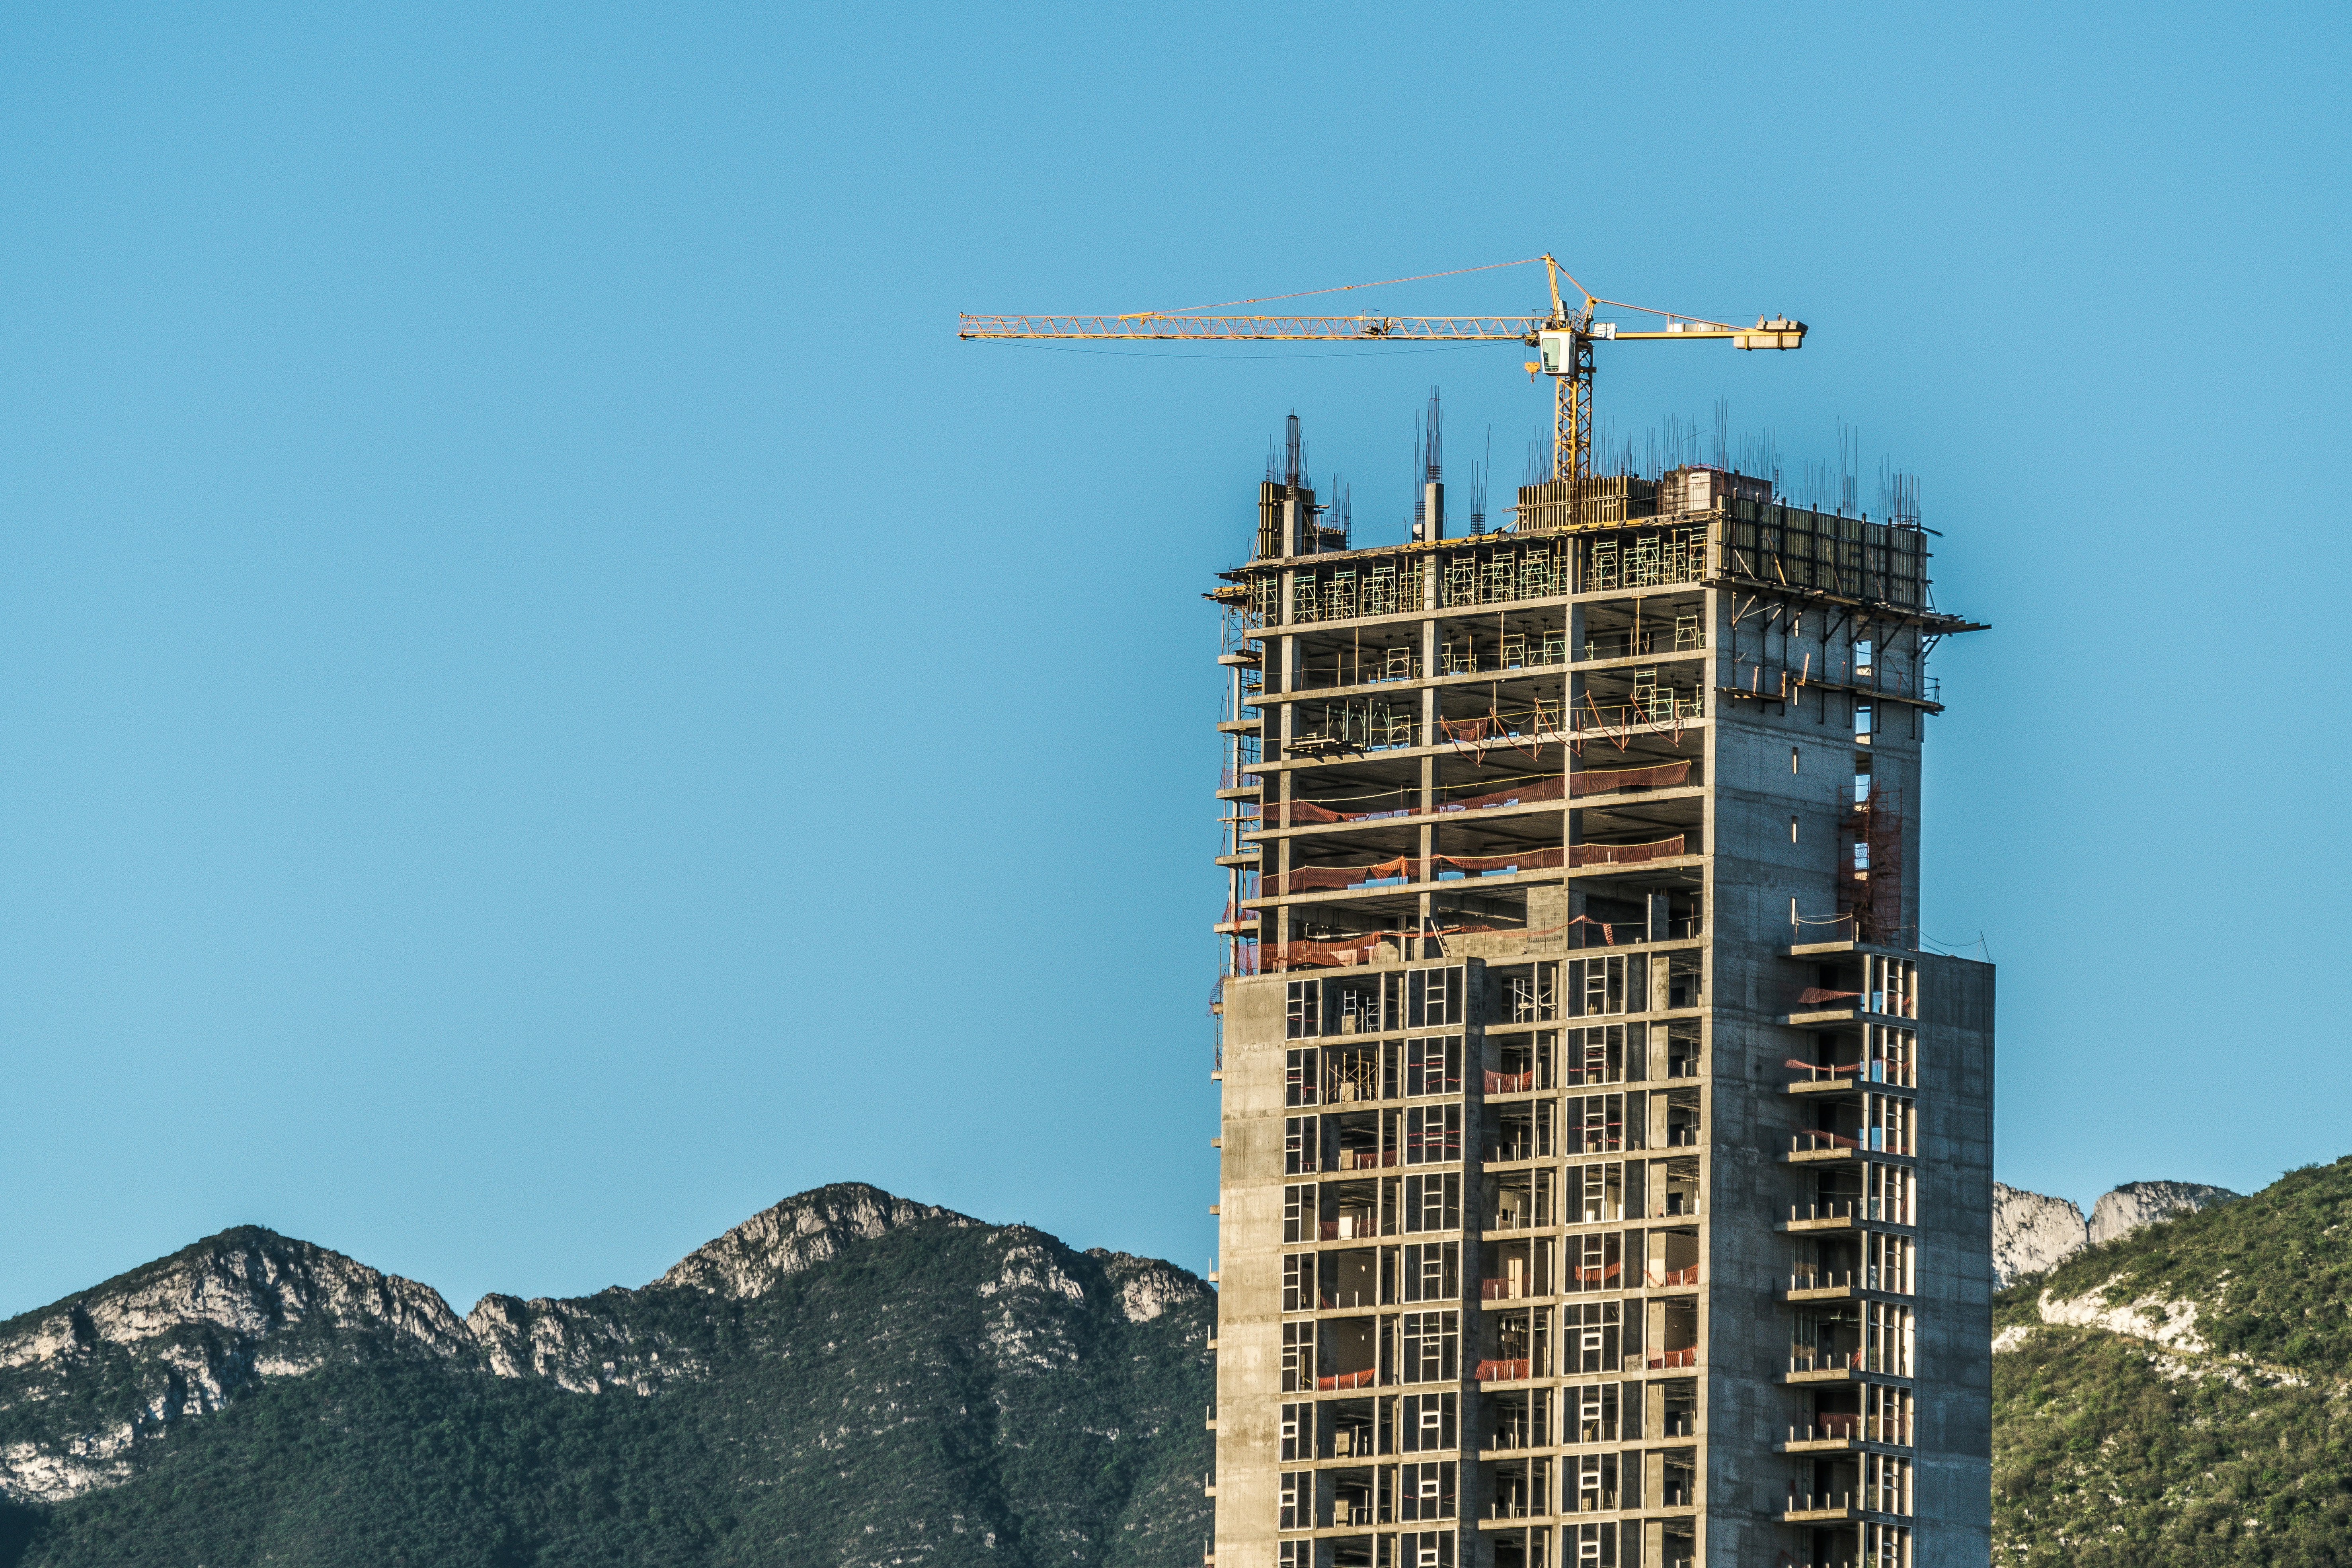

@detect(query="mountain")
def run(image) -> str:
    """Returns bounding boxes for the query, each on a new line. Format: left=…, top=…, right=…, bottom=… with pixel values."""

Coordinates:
left=0, top=1184, right=1213, bottom=1568
left=2087, top=1180, right=2242, bottom=1246
left=1992, top=1177, right=2240, bottom=1287
left=1993, top=1182, right=2090, bottom=1287
left=1991, top=1155, right=2352, bottom=1565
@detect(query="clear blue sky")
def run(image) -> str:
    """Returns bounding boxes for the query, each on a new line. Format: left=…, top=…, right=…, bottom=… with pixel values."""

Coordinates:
left=3, top=2, right=2346, bottom=1319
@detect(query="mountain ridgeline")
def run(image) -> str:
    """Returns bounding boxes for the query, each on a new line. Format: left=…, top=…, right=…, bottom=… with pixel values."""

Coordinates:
left=6, top=1164, right=2348, bottom=1568
left=1992, top=1178, right=2243, bottom=1287
left=0, top=1184, right=1213, bottom=1568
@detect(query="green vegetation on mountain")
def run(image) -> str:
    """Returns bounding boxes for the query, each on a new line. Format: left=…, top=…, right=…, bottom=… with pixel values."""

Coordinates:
left=1991, top=1156, right=2352, bottom=1566
left=10, top=1162, right=2350, bottom=1567
left=0, top=1191, right=1212, bottom=1568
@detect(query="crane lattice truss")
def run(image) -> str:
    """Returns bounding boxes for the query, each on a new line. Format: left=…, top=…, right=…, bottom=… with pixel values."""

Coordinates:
left=959, top=256, right=1804, bottom=489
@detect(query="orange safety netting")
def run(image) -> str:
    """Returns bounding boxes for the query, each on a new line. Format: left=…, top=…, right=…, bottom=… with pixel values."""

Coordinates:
left=1571, top=760, right=1692, bottom=795
left=1567, top=836, right=1686, bottom=867
left=1485, top=1069, right=1538, bottom=1093
left=1784, top=1058, right=1861, bottom=1075
left=1279, top=775, right=1566, bottom=825
left=1474, top=1358, right=1533, bottom=1383
left=1567, top=914, right=1622, bottom=945
left=1439, top=716, right=1504, bottom=745
left=1260, top=920, right=1579, bottom=973
left=1282, top=799, right=1378, bottom=825
left=1437, top=775, right=1566, bottom=812
left=1273, top=848, right=1568, bottom=895
left=1433, top=847, right=1562, bottom=878
left=1273, top=764, right=1687, bottom=825
left=1648, top=1348, right=1698, bottom=1369
left=1317, top=1369, right=1379, bottom=1391
left=1275, top=856, right=1415, bottom=894
left=1262, top=934, right=1389, bottom=972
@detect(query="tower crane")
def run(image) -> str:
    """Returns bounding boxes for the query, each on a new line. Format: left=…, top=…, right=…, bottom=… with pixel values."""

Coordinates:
left=958, top=254, right=1806, bottom=492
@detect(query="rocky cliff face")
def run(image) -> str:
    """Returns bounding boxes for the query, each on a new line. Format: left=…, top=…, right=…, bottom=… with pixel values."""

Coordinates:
left=656, top=1182, right=975, bottom=1299
left=1992, top=1182, right=2088, bottom=1288
left=2086, top=1180, right=2239, bottom=1246
left=1992, top=1178, right=2243, bottom=1287
left=1090, top=1250, right=1208, bottom=1324
left=0, top=1226, right=476, bottom=1501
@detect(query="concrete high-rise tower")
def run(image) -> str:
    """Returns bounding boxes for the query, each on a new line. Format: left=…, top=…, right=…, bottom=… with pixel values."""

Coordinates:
left=1207, top=451, right=1992, bottom=1568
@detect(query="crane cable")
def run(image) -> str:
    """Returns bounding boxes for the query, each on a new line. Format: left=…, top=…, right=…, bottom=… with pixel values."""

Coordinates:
left=1135, top=257, right=1547, bottom=318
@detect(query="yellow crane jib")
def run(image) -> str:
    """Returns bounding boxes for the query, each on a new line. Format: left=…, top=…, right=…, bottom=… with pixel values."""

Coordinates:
left=957, top=254, right=1806, bottom=488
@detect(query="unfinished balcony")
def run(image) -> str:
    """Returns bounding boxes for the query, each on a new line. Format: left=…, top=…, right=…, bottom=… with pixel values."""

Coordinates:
left=1783, top=1488, right=1860, bottom=1524
left=1479, top=1238, right=1553, bottom=1303
left=1311, top=1399, right=1380, bottom=1461
left=1566, top=882, right=1705, bottom=948
left=1481, top=1387, right=1552, bottom=1455
left=1485, top=1169, right=1552, bottom=1233
left=1562, top=1229, right=1630, bottom=1296
left=1474, top=1306, right=1550, bottom=1384
left=1309, top=1181, right=1385, bottom=1243
left=1779, top=1386, right=1913, bottom=1453
left=1290, top=1248, right=1381, bottom=1313
left=1564, top=1451, right=1631, bottom=1516
left=1785, top=1090, right=1915, bottom=1163
left=1575, top=595, right=1706, bottom=666
left=1567, top=786, right=1702, bottom=882
left=1787, top=1301, right=1913, bottom=1383
left=1656, top=1383, right=1698, bottom=1440
left=1571, top=663, right=1708, bottom=742
left=1785, top=1162, right=1917, bottom=1234
left=1568, top=1158, right=1638, bottom=1225
left=1286, top=696, right=1422, bottom=759
left=1782, top=1034, right=1915, bottom=1091
left=1787, top=1234, right=1914, bottom=1303
left=1644, top=1227, right=1701, bottom=1290
left=1484, top=1037, right=1552, bottom=1100
left=1483, top=1101, right=1556, bottom=1167
left=1310, top=1316, right=1381, bottom=1392
left=1649, top=1156, right=1703, bottom=1219
left=1654, top=1448, right=1699, bottom=1508
left=1783, top=953, right=1920, bottom=1024
left=1661, top=1090, right=1703, bottom=1149
left=1646, top=1297, right=1699, bottom=1371
left=1490, top=965, right=1560, bottom=1026
left=1485, top=1456, right=1552, bottom=1521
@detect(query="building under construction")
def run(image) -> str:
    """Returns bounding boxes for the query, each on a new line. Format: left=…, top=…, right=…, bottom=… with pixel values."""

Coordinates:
left=1205, top=419, right=1994, bottom=1568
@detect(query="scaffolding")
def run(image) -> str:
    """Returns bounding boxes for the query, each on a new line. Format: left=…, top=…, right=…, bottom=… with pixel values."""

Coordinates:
left=1838, top=784, right=1906, bottom=943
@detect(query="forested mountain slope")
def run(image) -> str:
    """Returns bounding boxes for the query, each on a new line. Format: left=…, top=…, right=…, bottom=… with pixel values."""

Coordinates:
left=0, top=1184, right=1213, bottom=1568
left=11, top=1160, right=2347, bottom=1567
left=1991, top=1155, right=2352, bottom=1566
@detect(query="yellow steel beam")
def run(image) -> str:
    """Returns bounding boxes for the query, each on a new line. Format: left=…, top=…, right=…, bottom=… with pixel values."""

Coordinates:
left=956, top=313, right=1541, bottom=341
